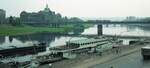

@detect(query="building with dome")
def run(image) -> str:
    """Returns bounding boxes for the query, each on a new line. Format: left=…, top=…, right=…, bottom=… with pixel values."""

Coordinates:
left=20, top=4, right=68, bottom=25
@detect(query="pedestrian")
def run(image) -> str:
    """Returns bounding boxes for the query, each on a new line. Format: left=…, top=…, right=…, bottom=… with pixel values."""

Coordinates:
left=99, top=51, right=102, bottom=56
left=116, top=48, right=119, bottom=54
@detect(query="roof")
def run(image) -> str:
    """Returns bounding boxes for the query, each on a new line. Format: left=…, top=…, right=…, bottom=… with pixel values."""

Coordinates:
left=51, top=41, right=111, bottom=52
left=142, top=46, right=150, bottom=49
left=0, top=42, right=39, bottom=50
left=68, top=38, right=109, bottom=44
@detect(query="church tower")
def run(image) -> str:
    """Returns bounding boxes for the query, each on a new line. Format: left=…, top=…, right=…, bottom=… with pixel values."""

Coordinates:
left=44, top=3, right=50, bottom=12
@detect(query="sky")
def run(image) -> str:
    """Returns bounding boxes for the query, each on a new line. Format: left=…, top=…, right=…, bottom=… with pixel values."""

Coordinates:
left=0, top=0, right=150, bottom=17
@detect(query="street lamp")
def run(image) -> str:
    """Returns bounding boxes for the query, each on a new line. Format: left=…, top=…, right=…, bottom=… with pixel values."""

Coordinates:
left=0, top=54, right=3, bottom=59
left=66, top=37, right=74, bottom=48
left=113, top=30, right=131, bottom=46
left=115, top=29, right=130, bottom=39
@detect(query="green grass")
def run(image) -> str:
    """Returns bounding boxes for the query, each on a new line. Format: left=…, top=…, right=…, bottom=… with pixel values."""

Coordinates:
left=0, top=25, right=66, bottom=36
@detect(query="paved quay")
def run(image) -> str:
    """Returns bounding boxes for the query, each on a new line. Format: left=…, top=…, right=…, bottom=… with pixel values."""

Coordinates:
left=91, top=50, right=150, bottom=68
left=39, top=44, right=145, bottom=68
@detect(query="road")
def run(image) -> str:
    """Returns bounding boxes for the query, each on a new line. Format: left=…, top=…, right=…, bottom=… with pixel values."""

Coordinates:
left=90, top=50, right=150, bottom=68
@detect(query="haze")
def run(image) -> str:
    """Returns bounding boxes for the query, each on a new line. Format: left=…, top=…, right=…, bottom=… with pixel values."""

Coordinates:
left=0, top=0, right=150, bottom=17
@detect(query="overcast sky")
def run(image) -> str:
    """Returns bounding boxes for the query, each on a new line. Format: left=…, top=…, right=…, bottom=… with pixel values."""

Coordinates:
left=0, top=0, right=150, bottom=17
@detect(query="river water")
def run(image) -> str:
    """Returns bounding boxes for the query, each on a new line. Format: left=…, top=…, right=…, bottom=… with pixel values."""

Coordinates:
left=0, top=24, right=150, bottom=63
left=82, top=24, right=150, bottom=36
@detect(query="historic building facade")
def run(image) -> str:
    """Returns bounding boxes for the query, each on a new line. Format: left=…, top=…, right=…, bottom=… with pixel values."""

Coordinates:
left=0, top=9, right=6, bottom=24
left=20, top=4, right=67, bottom=24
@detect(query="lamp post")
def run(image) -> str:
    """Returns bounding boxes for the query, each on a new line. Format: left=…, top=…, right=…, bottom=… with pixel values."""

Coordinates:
left=114, top=29, right=132, bottom=51
left=115, top=29, right=130, bottom=40
left=66, top=37, right=74, bottom=48
left=0, top=54, right=3, bottom=60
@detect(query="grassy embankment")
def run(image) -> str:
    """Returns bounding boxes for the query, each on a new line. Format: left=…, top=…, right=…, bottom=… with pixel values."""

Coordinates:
left=0, top=24, right=93, bottom=36
left=0, top=25, right=67, bottom=36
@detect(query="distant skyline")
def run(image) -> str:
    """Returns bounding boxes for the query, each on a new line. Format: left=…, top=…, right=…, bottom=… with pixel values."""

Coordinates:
left=0, top=0, right=150, bottom=17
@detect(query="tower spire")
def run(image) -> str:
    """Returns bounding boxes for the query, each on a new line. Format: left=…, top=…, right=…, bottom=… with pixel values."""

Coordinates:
left=44, top=0, right=50, bottom=12
left=46, top=3, right=48, bottom=9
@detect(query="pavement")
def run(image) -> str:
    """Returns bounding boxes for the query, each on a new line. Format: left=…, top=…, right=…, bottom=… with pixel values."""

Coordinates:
left=91, top=50, right=150, bottom=68
left=39, top=44, right=145, bottom=68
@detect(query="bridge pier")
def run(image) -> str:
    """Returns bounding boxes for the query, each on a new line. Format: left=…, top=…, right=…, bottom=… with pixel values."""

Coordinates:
left=98, top=25, right=103, bottom=36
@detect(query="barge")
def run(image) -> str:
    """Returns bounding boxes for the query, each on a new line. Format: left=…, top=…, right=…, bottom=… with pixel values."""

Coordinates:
left=34, top=53, right=63, bottom=65
left=0, top=42, right=47, bottom=57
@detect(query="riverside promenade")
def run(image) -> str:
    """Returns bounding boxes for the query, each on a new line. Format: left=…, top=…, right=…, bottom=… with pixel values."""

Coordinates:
left=39, top=43, right=146, bottom=68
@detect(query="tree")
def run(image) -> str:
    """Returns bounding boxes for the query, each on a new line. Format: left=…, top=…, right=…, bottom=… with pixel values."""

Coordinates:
left=8, top=16, right=21, bottom=26
left=9, top=16, right=14, bottom=25
left=14, top=18, right=21, bottom=26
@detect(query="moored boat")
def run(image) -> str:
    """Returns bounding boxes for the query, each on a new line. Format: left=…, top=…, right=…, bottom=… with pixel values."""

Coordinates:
left=0, top=42, right=47, bottom=57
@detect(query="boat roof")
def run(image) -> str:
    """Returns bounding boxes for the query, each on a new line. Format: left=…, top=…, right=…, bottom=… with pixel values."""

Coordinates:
left=0, top=42, right=38, bottom=50
left=68, top=38, right=109, bottom=44
left=142, top=46, right=150, bottom=49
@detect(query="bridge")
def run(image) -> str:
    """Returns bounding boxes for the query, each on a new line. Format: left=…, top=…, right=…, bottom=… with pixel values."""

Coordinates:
left=24, top=20, right=150, bottom=27
left=86, top=20, right=150, bottom=25
left=63, top=34, right=150, bottom=39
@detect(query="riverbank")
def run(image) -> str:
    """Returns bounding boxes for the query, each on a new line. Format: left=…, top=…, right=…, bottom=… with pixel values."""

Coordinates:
left=0, top=24, right=93, bottom=36
left=0, top=25, right=64, bottom=36
left=39, top=44, right=145, bottom=68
